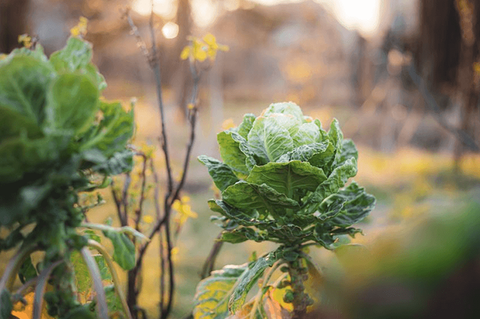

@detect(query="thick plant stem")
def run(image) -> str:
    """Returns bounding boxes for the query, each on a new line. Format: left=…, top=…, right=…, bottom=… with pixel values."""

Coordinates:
left=288, top=257, right=309, bottom=319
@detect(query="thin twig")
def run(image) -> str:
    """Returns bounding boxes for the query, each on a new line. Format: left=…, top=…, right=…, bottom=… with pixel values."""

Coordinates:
left=407, top=58, right=480, bottom=152
left=122, top=172, right=132, bottom=222
left=200, top=232, right=224, bottom=279
left=135, top=154, right=149, bottom=232
left=150, top=159, right=162, bottom=220
left=111, top=180, right=126, bottom=226
left=159, top=229, right=166, bottom=315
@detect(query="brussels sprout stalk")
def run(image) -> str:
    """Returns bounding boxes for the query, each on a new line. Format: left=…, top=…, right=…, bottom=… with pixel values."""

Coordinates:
left=195, top=102, right=376, bottom=318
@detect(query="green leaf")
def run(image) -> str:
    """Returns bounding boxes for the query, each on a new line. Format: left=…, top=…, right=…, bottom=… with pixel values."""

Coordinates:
left=83, top=230, right=101, bottom=243
left=328, top=119, right=343, bottom=154
left=209, top=200, right=269, bottom=226
left=221, top=228, right=264, bottom=243
left=198, top=155, right=239, bottom=191
left=0, top=55, right=54, bottom=126
left=45, top=72, right=99, bottom=134
left=308, top=141, right=336, bottom=170
left=237, top=113, right=256, bottom=139
left=334, top=139, right=358, bottom=166
left=63, top=305, right=97, bottom=319
left=0, top=44, right=48, bottom=67
left=247, top=115, right=298, bottom=163
left=0, top=289, right=12, bottom=319
left=91, top=149, right=134, bottom=175
left=193, top=264, right=247, bottom=319
left=328, top=182, right=376, bottom=227
left=217, top=131, right=250, bottom=177
left=0, top=102, right=42, bottom=140
left=262, top=102, right=304, bottom=122
left=313, top=224, right=335, bottom=249
left=291, top=122, right=321, bottom=146
left=95, top=255, right=112, bottom=281
left=84, top=63, right=107, bottom=91
left=246, top=160, right=327, bottom=200
left=314, top=193, right=349, bottom=222
left=104, top=285, right=123, bottom=313
left=302, top=157, right=357, bottom=213
left=82, top=101, right=134, bottom=157
left=222, top=181, right=299, bottom=220
left=229, top=255, right=277, bottom=313
left=72, top=251, right=92, bottom=295
left=49, top=37, right=93, bottom=73
left=0, top=134, right=65, bottom=183
left=102, top=229, right=135, bottom=270
left=18, top=256, right=37, bottom=284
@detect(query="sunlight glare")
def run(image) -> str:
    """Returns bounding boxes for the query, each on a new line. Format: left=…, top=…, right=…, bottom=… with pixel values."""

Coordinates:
left=191, top=0, right=218, bottom=27
left=162, top=21, right=179, bottom=39
left=318, top=0, right=381, bottom=37
left=132, top=0, right=176, bottom=18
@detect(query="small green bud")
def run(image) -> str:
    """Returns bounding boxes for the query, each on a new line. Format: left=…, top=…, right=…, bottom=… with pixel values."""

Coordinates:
left=283, top=290, right=295, bottom=303
left=277, top=279, right=290, bottom=289
left=280, top=266, right=289, bottom=273
left=299, top=267, right=308, bottom=274
left=307, top=297, right=315, bottom=306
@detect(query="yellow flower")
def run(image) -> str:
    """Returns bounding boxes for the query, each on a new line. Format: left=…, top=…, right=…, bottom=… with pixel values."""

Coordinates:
left=70, top=16, right=88, bottom=37
left=203, top=33, right=229, bottom=61
left=18, top=34, right=32, bottom=48
left=140, top=143, right=155, bottom=159
left=143, top=215, right=154, bottom=224
left=180, top=33, right=228, bottom=62
left=180, top=37, right=206, bottom=62
left=172, top=195, right=198, bottom=228
left=221, top=118, right=236, bottom=131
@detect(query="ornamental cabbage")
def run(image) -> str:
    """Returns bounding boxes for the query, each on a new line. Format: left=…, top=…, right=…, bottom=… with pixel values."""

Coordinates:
left=199, top=102, right=375, bottom=248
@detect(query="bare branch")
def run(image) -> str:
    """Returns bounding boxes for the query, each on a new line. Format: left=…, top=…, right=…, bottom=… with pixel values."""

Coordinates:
left=135, top=154, right=149, bottom=232
left=200, top=232, right=224, bottom=279
left=407, top=60, right=480, bottom=152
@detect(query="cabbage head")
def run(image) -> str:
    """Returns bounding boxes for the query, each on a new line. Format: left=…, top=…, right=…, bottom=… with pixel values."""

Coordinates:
left=199, top=102, right=375, bottom=248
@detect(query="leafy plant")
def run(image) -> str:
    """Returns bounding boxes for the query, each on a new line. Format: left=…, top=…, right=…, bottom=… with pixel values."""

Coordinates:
left=0, top=29, right=136, bottom=319
left=116, top=8, right=229, bottom=319
left=195, top=102, right=375, bottom=318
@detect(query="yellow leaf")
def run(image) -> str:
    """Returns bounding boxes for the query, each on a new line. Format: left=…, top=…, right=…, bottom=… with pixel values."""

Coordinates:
left=264, top=289, right=285, bottom=319
left=193, top=264, right=247, bottom=319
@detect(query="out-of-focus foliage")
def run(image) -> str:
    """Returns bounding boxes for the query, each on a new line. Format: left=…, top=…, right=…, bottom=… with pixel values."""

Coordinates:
left=0, top=30, right=134, bottom=319
left=316, top=196, right=480, bottom=319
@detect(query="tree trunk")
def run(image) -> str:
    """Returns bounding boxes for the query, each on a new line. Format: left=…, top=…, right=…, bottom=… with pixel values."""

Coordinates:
left=0, top=0, right=29, bottom=53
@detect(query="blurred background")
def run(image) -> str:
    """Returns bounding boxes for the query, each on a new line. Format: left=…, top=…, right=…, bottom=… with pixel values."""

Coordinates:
left=1, top=0, right=480, bottom=318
